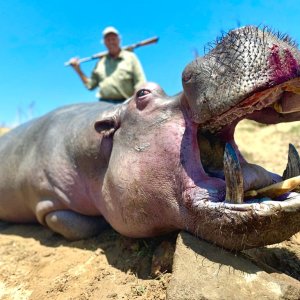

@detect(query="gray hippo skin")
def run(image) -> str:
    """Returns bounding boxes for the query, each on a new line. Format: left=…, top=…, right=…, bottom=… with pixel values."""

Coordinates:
left=1, top=26, right=300, bottom=250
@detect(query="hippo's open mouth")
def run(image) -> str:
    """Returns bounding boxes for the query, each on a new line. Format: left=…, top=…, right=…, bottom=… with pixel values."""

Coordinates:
left=199, top=77, right=300, bottom=204
left=185, top=77, right=300, bottom=250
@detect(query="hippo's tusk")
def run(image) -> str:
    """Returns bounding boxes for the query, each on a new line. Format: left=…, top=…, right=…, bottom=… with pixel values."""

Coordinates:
left=244, top=175, right=300, bottom=199
left=283, top=143, right=300, bottom=180
left=224, top=143, right=244, bottom=204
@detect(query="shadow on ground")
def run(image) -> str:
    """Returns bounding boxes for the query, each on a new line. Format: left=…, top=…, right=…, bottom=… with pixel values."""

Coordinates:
left=0, top=221, right=177, bottom=280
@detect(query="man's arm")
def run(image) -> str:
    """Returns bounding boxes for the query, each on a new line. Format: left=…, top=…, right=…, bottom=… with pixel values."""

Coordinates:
left=70, top=58, right=100, bottom=91
left=69, top=58, right=90, bottom=85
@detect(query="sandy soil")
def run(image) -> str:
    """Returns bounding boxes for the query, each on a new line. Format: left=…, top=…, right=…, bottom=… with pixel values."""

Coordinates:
left=0, top=120, right=300, bottom=299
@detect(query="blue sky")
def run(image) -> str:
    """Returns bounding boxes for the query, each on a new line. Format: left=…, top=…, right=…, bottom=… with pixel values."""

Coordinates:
left=1, top=0, right=300, bottom=127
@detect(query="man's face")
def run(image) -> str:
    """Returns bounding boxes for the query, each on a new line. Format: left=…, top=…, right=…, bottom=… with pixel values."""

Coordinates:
left=104, top=33, right=120, bottom=56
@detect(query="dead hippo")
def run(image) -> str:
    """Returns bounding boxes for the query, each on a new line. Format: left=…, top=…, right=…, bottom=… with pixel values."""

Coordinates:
left=1, top=26, right=300, bottom=250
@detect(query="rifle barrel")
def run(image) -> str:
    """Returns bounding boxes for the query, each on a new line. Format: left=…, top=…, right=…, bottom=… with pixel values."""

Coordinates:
left=65, top=36, right=159, bottom=66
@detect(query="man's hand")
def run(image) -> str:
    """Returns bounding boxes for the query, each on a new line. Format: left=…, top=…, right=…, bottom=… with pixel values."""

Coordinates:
left=69, top=57, right=81, bottom=69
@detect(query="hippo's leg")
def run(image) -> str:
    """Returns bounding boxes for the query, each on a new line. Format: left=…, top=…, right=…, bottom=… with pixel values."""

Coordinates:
left=44, top=211, right=109, bottom=240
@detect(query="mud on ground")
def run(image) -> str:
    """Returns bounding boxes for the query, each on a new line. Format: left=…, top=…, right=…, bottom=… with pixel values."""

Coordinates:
left=0, top=120, right=300, bottom=300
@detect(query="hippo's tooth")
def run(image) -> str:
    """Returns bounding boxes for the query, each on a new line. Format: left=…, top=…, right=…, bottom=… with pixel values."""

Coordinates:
left=273, top=102, right=282, bottom=113
left=244, top=175, right=300, bottom=199
left=224, top=143, right=244, bottom=204
left=283, top=143, right=300, bottom=180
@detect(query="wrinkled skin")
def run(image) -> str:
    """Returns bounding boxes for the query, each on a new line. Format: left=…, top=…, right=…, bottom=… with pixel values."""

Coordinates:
left=0, top=26, right=300, bottom=250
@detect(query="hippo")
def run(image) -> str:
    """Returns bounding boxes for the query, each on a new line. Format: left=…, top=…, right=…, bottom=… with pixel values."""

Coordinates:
left=1, top=26, right=300, bottom=250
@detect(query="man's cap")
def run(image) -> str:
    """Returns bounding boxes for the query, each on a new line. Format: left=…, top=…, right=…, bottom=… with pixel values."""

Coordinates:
left=102, top=26, right=119, bottom=37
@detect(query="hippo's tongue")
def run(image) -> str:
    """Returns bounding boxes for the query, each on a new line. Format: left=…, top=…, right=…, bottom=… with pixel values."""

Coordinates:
left=223, top=143, right=300, bottom=203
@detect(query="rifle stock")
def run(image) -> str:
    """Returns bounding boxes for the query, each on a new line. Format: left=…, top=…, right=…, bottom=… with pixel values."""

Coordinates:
left=65, top=36, right=159, bottom=66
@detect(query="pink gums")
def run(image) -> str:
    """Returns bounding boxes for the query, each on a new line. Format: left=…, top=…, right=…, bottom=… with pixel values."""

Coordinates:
left=269, top=44, right=299, bottom=84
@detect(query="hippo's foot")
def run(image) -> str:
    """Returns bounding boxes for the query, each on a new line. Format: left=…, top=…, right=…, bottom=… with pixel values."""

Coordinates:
left=45, top=210, right=109, bottom=240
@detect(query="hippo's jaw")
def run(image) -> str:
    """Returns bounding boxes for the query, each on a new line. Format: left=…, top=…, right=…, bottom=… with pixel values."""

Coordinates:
left=185, top=193, right=300, bottom=251
left=185, top=141, right=300, bottom=251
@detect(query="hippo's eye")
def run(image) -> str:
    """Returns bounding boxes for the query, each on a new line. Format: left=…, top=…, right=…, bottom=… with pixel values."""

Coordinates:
left=136, top=89, right=151, bottom=98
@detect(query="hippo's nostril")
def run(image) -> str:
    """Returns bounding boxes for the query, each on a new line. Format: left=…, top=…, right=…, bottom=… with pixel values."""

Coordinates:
left=182, top=71, right=193, bottom=83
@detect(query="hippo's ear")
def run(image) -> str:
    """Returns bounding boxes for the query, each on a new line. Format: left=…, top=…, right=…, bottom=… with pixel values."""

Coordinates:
left=94, top=118, right=118, bottom=137
left=94, top=109, right=122, bottom=137
left=94, top=103, right=126, bottom=136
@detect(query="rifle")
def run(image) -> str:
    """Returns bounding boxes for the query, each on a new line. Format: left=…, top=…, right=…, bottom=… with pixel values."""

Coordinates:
left=64, top=36, right=159, bottom=66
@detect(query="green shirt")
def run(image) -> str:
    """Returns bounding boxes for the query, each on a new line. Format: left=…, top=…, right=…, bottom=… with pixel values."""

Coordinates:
left=85, top=50, right=146, bottom=99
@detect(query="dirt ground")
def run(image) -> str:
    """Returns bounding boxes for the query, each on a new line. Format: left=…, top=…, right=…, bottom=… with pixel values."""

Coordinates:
left=0, top=119, right=300, bottom=300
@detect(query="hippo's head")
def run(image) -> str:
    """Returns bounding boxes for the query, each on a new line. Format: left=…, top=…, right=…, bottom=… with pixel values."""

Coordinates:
left=95, top=26, right=300, bottom=250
